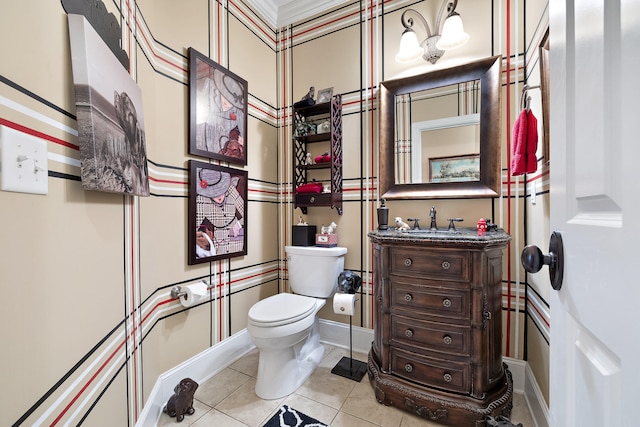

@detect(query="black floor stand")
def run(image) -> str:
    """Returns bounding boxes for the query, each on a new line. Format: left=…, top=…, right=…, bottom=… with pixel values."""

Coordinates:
left=331, top=314, right=367, bottom=381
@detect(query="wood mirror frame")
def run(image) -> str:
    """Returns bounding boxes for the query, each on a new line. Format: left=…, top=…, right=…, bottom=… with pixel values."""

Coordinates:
left=539, top=28, right=550, bottom=164
left=380, top=55, right=502, bottom=199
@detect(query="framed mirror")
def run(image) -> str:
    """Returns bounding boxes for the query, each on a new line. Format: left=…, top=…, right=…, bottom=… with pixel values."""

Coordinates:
left=539, top=28, right=550, bottom=164
left=380, top=55, right=502, bottom=199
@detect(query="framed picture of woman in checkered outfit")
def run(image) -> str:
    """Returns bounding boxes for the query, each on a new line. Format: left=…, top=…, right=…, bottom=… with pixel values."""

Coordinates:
left=188, top=160, right=247, bottom=264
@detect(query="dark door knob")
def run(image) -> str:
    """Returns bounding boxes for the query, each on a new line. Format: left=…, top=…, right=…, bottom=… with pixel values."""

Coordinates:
left=521, top=231, right=564, bottom=290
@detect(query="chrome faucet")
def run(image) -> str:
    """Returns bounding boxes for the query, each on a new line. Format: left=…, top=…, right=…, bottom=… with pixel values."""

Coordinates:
left=407, top=218, right=421, bottom=229
left=429, top=206, right=437, bottom=230
left=447, top=218, right=464, bottom=231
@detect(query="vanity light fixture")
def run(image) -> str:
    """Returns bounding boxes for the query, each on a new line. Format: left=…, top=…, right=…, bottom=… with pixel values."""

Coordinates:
left=395, top=0, right=469, bottom=64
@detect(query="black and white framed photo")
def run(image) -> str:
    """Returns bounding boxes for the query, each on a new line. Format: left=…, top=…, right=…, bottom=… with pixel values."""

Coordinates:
left=68, top=14, right=150, bottom=196
left=317, top=87, right=334, bottom=103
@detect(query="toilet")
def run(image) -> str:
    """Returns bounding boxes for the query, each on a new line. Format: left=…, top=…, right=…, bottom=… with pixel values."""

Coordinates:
left=247, top=245, right=347, bottom=399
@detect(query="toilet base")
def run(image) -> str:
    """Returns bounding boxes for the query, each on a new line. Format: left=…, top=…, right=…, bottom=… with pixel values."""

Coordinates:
left=254, top=318, right=324, bottom=400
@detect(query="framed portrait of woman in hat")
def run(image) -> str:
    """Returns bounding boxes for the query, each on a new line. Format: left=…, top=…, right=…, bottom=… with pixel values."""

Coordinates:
left=188, top=160, right=248, bottom=264
left=188, top=48, right=248, bottom=165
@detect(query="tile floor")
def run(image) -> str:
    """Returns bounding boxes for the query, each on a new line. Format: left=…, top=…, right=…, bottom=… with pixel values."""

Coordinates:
left=158, top=344, right=536, bottom=427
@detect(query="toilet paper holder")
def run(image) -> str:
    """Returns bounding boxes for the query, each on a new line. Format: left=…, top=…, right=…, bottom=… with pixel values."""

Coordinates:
left=170, top=280, right=213, bottom=299
left=331, top=271, right=368, bottom=382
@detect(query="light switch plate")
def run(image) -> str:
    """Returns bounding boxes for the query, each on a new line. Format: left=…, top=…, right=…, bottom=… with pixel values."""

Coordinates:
left=531, top=181, right=537, bottom=204
left=0, top=125, right=48, bottom=195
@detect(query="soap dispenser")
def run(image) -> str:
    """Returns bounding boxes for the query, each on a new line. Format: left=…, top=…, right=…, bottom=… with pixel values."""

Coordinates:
left=377, top=199, right=389, bottom=230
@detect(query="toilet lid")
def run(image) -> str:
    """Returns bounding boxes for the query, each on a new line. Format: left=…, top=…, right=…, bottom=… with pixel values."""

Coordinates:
left=248, top=293, right=317, bottom=327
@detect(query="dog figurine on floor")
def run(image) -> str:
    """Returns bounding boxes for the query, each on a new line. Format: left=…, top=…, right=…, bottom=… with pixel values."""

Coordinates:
left=163, top=378, right=198, bottom=422
left=395, top=217, right=410, bottom=231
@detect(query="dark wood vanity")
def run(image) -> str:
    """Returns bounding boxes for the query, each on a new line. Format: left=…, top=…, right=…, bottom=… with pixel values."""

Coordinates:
left=367, top=229, right=513, bottom=426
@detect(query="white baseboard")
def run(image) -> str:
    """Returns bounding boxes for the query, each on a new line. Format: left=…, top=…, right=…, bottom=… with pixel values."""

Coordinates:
left=525, top=363, right=550, bottom=427
left=136, top=330, right=254, bottom=427
left=503, top=356, right=526, bottom=394
left=318, top=318, right=373, bottom=354
left=138, top=321, right=550, bottom=427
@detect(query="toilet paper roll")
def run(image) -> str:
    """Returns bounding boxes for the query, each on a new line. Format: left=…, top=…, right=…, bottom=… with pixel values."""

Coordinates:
left=333, top=293, right=357, bottom=316
left=181, top=282, right=210, bottom=307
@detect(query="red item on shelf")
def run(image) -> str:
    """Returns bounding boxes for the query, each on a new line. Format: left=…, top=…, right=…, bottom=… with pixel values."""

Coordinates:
left=314, top=154, right=331, bottom=163
left=295, top=182, right=323, bottom=193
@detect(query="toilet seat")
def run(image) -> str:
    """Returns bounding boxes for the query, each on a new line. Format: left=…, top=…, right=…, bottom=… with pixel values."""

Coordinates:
left=248, top=293, right=317, bottom=327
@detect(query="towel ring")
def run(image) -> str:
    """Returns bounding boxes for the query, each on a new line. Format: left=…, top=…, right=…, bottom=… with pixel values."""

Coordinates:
left=520, top=84, right=541, bottom=111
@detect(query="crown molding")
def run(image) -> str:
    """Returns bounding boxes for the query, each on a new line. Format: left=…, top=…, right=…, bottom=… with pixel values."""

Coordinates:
left=243, top=0, right=350, bottom=28
left=244, top=0, right=278, bottom=28
left=276, top=0, right=349, bottom=27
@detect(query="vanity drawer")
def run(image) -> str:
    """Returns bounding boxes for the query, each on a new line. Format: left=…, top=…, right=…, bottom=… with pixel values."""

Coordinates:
left=390, top=248, right=470, bottom=282
left=391, top=282, right=470, bottom=321
left=391, top=347, right=470, bottom=394
left=391, top=315, right=469, bottom=356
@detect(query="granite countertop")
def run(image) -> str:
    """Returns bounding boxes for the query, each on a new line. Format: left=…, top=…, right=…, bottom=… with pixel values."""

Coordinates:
left=368, top=227, right=511, bottom=246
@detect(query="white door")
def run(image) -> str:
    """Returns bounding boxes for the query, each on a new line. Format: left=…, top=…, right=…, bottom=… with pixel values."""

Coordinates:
left=548, top=1, right=640, bottom=426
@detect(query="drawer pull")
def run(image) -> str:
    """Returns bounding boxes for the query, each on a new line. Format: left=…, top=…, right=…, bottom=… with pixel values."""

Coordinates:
left=405, top=363, right=413, bottom=373
left=442, top=298, right=452, bottom=308
left=309, top=196, right=315, bottom=203
left=404, top=258, right=413, bottom=266
left=443, top=373, right=453, bottom=383
left=405, top=329, right=414, bottom=338
left=441, top=261, right=451, bottom=270
left=443, top=335, right=453, bottom=345
left=404, top=293, right=413, bottom=302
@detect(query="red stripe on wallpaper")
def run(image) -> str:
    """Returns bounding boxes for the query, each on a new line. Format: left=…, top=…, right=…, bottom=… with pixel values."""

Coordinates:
left=0, top=117, right=79, bottom=150
left=250, top=103, right=278, bottom=121
left=229, top=267, right=279, bottom=285
left=219, top=262, right=224, bottom=342
left=293, top=9, right=360, bottom=38
left=282, top=25, right=290, bottom=255
left=148, top=176, right=187, bottom=185
left=504, top=0, right=513, bottom=358
left=228, top=0, right=277, bottom=45
left=134, top=15, right=187, bottom=73
left=217, top=1, right=222, bottom=63
left=130, top=201, right=139, bottom=421
left=125, top=0, right=133, bottom=64
left=369, top=0, right=376, bottom=328
left=528, top=299, right=550, bottom=328
left=49, top=297, right=175, bottom=425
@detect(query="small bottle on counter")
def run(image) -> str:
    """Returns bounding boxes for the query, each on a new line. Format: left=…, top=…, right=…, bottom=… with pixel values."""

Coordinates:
left=477, top=218, right=487, bottom=236
left=377, top=199, right=389, bottom=230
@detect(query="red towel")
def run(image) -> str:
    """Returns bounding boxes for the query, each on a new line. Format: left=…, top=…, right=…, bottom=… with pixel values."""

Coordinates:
left=314, top=154, right=331, bottom=163
left=511, top=109, right=538, bottom=175
left=295, top=182, right=323, bottom=193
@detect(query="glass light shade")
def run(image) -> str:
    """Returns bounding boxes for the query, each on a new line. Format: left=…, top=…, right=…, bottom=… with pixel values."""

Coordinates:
left=436, top=14, right=469, bottom=50
left=395, top=29, right=423, bottom=62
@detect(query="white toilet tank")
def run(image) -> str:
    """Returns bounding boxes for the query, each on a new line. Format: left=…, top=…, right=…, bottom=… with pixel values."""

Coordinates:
left=285, top=246, right=347, bottom=298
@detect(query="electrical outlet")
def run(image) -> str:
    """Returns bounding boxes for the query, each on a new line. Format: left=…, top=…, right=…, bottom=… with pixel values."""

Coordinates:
left=0, top=125, right=48, bottom=195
